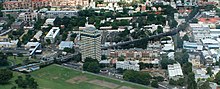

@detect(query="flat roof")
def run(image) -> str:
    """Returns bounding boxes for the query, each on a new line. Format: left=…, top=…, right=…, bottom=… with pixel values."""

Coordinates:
left=201, top=39, right=219, bottom=44
left=168, top=63, right=183, bottom=77
left=45, top=18, right=55, bottom=23
left=45, top=27, right=60, bottom=38
left=25, top=42, right=40, bottom=47
left=59, top=41, right=74, bottom=47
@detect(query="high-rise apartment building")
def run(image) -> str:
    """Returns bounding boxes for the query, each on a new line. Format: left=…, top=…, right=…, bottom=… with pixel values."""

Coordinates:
left=79, top=25, right=101, bottom=61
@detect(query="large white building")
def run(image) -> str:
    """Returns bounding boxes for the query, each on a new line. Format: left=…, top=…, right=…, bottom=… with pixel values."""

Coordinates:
left=59, top=41, right=74, bottom=50
left=168, top=63, right=183, bottom=80
left=79, top=25, right=101, bottom=61
left=44, top=27, right=60, bottom=43
left=116, top=60, right=140, bottom=71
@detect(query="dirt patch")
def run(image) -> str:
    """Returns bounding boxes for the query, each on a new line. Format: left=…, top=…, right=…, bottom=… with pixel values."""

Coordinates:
left=118, top=86, right=134, bottom=89
left=88, top=79, right=120, bottom=89
left=52, top=77, right=59, bottom=80
left=66, top=76, right=88, bottom=84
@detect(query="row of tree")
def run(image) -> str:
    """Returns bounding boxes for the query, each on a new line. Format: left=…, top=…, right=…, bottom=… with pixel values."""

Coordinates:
left=123, top=70, right=161, bottom=88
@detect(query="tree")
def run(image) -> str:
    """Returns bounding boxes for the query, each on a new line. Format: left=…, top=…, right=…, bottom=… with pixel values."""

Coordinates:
left=156, top=26, right=163, bottom=34
left=206, top=67, right=213, bottom=77
left=198, top=81, right=211, bottom=89
left=123, top=70, right=151, bottom=85
left=117, top=56, right=125, bottom=61
left=116, top=68, right=124, bottom=74
left=63, top=47, right=75, bottom=53
left=214, top=71, right=220, bottom=85
left=187, top=72, right=197, bottom=89
left=70, top=33, right=77, bottom=41
left=46, top=39, right=51, bottom=44
left=0, top=52, right=9, bottom=67
left=151, top=80, right=159, bottom=88
left=0, top=69, right=13, bottom=84
left=182, top=34, right=189, bottom=41
left=160, top=55, right=175, bottom=69
left=182, top=62, right=192, bottom=75
left=83, top=57, right=100, bottom=73
left=153, top=76, right=164, bottom=82
left=191, top=18, right=198, bottom=23
left=15, top=75, right=38, bottom=89
left=169, top=78, right=185, bottom=86
left=176, top=35, right=183, bottom=48
left=72, top=53, right=81, bottom=62
left=17, top=53, right=23, bottom=57
left=101, top=55, right=107, bottom=60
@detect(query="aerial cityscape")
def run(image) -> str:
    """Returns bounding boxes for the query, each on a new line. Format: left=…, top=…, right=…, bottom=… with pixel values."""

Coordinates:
left=0, top=0, right=220, bottom=89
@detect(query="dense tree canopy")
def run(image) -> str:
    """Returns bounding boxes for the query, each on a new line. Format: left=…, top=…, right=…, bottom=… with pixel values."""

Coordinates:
left=0, top=69, right=13, bottom=84
left=15, top=75, right=38, bottom=89
left=123, top=70, right=151, bottom=85
left=0, top=52, right=9, bottom=67
left=151, top=80, right=159, bottom=88
left=160, top=55, right=176, bottom=69
left=83, top=57, right=100, bottom=73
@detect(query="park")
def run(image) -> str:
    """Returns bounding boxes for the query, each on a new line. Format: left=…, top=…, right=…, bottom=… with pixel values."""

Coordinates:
left=0, top=64, right=148, bottom=89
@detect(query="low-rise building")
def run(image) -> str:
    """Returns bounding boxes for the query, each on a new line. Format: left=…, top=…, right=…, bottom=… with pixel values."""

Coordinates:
left=162, top=43, right=175, bottom=51
left=116, top=60, right=140, bottom=71
left=0, top=35, right=9, bottom=42
left=183, top=41, right=203, bottom=51
left=44, top=27, right=60, bottom=43
left=194, top=68, right=209, bottom=82
left=11, top=22, right=24, bottom=30
left=0, top=40, right=18, bottom=48
left=25, top=42, right=42, bottom=55
left=168, top=63, right=183, bottom=80
left=201, top=39, right=219, bottom=49
left=109, top=48, right=159, bottom=63
left=44, top=18, right=55, bottom=26
left=58, top=41, right=74, bottom=50
left=44, top=11, right=78, bottom=18
left=188, top=23, right=211, bottom=42
left=189, top=53, right=201, bottom=68
left=32, top=31, right=43, bottom=41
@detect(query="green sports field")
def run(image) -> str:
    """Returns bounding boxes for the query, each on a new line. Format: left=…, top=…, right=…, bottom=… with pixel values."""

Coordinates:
left=0, top=64, right=150, bottom=89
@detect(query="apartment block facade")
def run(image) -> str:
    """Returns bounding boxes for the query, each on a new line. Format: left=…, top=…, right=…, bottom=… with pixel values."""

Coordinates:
left=80, top=26, right=101, bottom=61
left=109, top=48, right=159, bottom=63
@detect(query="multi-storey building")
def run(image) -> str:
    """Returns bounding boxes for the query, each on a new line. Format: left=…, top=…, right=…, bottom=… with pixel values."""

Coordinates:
left=18, top=12, right=38, bottom=22
left=79, top=25, right=101, bottom=61
left=109, top=48, right=159, bottom=63
left=188, top=23, right=211, bottom=42
left=44, top=27, right=60, bottom=43
left=116, top=60, right=140, bottom=71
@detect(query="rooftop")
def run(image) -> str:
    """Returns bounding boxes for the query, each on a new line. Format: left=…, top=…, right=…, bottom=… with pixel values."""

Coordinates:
left=168, top=63, right=183, bottom=78
left=59, top=41, right=74, bottom=47
left=201, top=39, right=219, bottom=44
left=45, top=18, right=56, bottom=23
left=45, top=27, right=60, bottom=38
